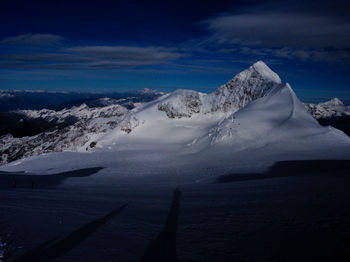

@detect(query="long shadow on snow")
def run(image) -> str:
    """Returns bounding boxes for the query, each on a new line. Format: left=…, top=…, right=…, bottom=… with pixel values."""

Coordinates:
left=0, top=167, right=103, bottom=188
left=142, top=188, right=181, bottom=262
left=12, top=203, right=128, bottom=262
left=217, top=160, right=350, bottom=183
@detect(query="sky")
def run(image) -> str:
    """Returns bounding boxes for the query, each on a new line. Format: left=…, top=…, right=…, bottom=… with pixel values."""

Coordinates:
left=0, top=0, right=350, bottom=100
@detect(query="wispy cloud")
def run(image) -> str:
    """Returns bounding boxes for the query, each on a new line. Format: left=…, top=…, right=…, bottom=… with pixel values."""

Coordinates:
left=202, top=13, right=350, bottom=48
left=0, top=35, right=183, bottom=70
left=0, top=33, right=63, bottom=46
left=200, top=12, right=350, bottom=63
left=65, top=46, right=182, bottom=67
left=233, top=46, right=350, bottom=63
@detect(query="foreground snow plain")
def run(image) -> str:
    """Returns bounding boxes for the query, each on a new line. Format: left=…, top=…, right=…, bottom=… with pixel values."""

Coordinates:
left=1, top=161, right=350, bottom=262
left=1, top=61, right=350, bottom=261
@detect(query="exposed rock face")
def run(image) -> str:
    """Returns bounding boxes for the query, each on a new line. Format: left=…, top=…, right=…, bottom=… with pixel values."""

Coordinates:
left=0, top=104, right=139, bottom=165
left=304, top=98, right=350, bottom=136
left=304, top=98, right=349, bottom=119
left=157, top=90, right=203, bottom=118
left=158, top=61, right=282, bottom=118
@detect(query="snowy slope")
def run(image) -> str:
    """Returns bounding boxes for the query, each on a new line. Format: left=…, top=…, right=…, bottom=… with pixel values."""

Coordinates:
left=97, top=62, right=348, bottom=153
left=1, top=63, right=350, bottom=262
left=1, top=61, right=350, bottom=180
left=209, top=84, right=323, bottom=146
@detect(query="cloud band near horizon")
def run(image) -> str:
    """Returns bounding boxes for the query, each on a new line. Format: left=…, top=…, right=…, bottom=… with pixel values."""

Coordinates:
left=0, top=34, right=183, bottom=70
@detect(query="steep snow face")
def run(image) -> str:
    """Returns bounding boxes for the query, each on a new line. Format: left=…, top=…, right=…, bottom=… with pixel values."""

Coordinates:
left=208, top=83, right=331, bottom=148
left=158, top=61, right=282, bottom=118
left=304, top=98, right=350, bottom=119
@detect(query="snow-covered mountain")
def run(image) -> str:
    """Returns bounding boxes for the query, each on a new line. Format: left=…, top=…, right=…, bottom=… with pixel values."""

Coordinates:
left=17, top=103, right=130, bottom=123
left=0, top=104, right=138, bottom=164
left=1, top=61, right=350, bottom=176
left=304, top=98, right=350, bottom=119
left=99, top=69, right=347, bottom=155
left=158, top=61, right=281, bottom=118
left=0, top=88, right=164, bottom=112
left=304, top=98, right=350, bottom=136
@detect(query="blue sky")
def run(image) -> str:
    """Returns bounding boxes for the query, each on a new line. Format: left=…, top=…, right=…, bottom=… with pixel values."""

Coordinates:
left=1, top=0, right=350, bottom=100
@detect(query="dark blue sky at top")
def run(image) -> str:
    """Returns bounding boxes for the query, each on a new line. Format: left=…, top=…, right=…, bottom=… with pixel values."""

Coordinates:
left=1, top=0, right=350, bottom=100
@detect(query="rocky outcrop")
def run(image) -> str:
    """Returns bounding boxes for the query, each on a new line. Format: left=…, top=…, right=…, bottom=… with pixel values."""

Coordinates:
left=158, top=61, right=282, bottom=118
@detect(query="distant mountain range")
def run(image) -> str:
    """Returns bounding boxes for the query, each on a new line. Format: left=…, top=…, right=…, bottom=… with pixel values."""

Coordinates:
left=0, top=62, right=349, bottom=166
left=0, top=88, right=164, bottom=112
left=304, top=98, right=350, bottom=136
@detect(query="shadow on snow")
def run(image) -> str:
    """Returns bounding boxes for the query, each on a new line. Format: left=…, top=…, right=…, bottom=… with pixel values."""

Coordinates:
left=217, top=160, right=350, bottom=183
left=0, top=167, right=103, bottom=188
left=142, top=188, right=181, bottom=262
left=12, top=203, right=128, bottom=262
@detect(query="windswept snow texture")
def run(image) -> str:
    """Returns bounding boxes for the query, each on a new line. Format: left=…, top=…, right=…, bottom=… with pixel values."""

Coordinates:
left=1, top=61, right=349, bottom=181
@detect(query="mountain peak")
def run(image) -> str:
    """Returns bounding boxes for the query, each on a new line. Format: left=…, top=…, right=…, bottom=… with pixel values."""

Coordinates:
left=304, top=97, right=349, bottom=120
left=325, top=97, right=344, bottom=106
left=157, top=62, right=284, bottom=118
left=250, top=61, right=281, bottom=84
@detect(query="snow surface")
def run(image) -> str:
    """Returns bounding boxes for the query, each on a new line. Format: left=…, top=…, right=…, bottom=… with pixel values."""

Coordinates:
left=209, top=84, right=330, bottom=147
left=1, top=61, right=350, bottom=262
left=251, top=60, right=281, bottom=83
left=2, top=168, right=350, bottom=262
left=1, top=61, right=349, bottom=182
